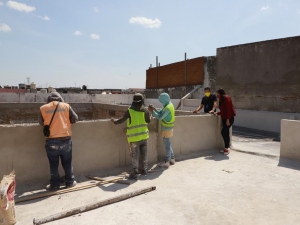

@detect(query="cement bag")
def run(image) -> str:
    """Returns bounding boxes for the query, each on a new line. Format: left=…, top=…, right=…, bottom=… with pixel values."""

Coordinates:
left=0, top=171, right=16, bottom=225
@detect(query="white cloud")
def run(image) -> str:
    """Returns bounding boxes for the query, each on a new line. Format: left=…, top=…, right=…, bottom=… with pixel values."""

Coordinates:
left=261, top=6, right=270, bottom=11
left=37, top=15, right=50, bottom=20
left=129, top=17, right=161, bottom=28
left=90, top=34, right=99, bottom=40
left=94, top=7, right=99, bottom=13
left=6, top=0, right=35, bottom=13
left=0, top=2, right=3, bottom=6
left=74, top=30, right=82, bottom=36
left=0, top=23, right=11, bottom=32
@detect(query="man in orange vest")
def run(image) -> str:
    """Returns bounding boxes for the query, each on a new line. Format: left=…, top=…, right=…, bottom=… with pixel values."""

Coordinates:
left=38, top=92, right=78, bottom=191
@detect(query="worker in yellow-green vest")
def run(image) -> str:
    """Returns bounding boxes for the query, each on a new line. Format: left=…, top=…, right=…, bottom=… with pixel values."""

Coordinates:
left=148, top=93, right=175, bottom=168
left=111, top=93, right=151, bottom=180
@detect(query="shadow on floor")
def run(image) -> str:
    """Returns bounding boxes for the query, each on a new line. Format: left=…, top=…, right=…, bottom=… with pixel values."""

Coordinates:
left=278, top=157, right=300, bottom=171
left=174, top=149, right=229, bottom=162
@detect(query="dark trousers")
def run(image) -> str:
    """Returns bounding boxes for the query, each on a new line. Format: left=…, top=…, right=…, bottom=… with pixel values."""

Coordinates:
left=221, top=117, right=234, bottom=149
left=45, top=138, right=75, bottom=187
left=130, top=139, right=148, bottom=174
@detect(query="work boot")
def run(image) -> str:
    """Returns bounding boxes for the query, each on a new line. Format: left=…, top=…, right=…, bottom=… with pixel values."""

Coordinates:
left=170, top=158, right=176, bottom=165
left=46, top=184, right=59, bottom=192
left=65, top=180, right=77, bottom=188
left=126, top=173, right=138, bottom=180
left=140, top=170, right=148, bottom=176
left=158, top=161, right=170, bottom=168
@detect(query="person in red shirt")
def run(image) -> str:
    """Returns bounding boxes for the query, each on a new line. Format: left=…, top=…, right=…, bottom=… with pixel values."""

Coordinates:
left=214, top=88, right=236, bottom=155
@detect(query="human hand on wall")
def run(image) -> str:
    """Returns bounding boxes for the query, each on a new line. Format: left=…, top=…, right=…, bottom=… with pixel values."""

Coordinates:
left=148, top=105, right=154, bottom=112
left=110, top=117, right=115, bottom=123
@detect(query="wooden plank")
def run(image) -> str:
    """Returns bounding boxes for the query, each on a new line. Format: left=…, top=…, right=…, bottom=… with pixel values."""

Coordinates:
left=16, top=177, right=125, bottom=204
left=33, top=186, right=156, bottom=225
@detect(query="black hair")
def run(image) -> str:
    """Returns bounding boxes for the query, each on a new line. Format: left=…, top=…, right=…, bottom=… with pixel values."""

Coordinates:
left=217, top=88, right=226, bottom=96
left=204, top=87, right=211, bottom=91
left=217, top=88, right=226, bottom=106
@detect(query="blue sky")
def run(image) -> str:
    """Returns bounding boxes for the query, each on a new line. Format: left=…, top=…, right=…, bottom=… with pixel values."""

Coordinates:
left=0, top=0, right=300, bottom=89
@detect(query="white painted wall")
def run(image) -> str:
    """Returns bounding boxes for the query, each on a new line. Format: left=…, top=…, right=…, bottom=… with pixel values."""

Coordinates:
left=235, top=109, right=300, bottom=133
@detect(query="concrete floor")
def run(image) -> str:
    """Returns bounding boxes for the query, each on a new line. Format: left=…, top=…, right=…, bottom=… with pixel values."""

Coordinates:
left=15, top=148, right=300, bottom=225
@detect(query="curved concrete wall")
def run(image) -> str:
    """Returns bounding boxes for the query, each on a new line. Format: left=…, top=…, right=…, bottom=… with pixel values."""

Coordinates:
left=0, top=116, right=223, bottom=185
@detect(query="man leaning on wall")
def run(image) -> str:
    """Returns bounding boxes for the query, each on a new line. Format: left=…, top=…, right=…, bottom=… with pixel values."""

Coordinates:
left=193, top=87, right=217, bottom=114
left=38, top=92, right=78, bottom=191
left=111, top=93, right=151, bottom=180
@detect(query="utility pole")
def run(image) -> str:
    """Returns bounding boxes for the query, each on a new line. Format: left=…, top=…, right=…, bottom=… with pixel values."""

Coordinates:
left=156, top=56, right=158, bottom=89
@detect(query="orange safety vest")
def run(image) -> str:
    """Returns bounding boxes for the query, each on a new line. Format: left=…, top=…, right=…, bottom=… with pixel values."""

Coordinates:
left=40, top=101, right=72, bottom=138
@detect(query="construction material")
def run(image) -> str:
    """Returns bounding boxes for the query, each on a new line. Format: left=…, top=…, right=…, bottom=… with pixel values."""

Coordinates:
left=0, top=170, right=16, bottom=225
left=33, top=186, right=156, bottom=225
left=16, top=177, right=124, bottom=204
left=86, top=175, right=131, bottom=185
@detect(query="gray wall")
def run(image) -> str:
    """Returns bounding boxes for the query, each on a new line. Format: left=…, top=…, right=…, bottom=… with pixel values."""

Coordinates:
left=0, top=93, right=134, bottom=104
left=0, top=116, right=223, bottom=185
left=216, top=35, right=300, bottom=113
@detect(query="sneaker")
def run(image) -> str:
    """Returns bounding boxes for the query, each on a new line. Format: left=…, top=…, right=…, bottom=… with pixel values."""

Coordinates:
left=126, top=173, right=138, bottom=180
left=158, top=161, right=170, bottom=168
left=46, top=184, right=59, bottom=192
left=224, top=149, right=230, bottom=155
left=220, top=149, right=224, bottom=153
left=170, top=158, right=176, bottom=165
left=65, top=180, right=77, bottom=188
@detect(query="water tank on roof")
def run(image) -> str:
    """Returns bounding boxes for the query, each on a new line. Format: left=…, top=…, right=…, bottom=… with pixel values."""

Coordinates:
left=48, top=86, right=53, bottom=93
left=30, top=82, right=36, bottom=89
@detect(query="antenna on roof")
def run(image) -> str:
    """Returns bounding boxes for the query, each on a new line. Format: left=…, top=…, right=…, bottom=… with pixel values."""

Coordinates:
left=26, top=77, right=30, bottom=84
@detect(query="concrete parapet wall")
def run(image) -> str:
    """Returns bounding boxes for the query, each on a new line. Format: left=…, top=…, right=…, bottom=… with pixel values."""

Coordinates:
left=280, top=119, right=300, bottom=162
left=235, top=109, right=300, bottom=133
left=157, top=115, right=223, bottom=160
left=0, top=115, right=222, bottom=185
left=0, top=93, right=134, bottom=104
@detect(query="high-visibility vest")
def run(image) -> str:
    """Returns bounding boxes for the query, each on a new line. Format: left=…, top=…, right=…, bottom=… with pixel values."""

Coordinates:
left=40, top=101, right=72, bottom=138
left=161, top=103, right=175, bottom=128
left=126, top=108, right=149, bottom=143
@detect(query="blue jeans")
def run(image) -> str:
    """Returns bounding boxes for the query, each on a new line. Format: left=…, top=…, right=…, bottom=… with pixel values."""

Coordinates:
left=163, top=138, right=174, bottom=162
left=45, top=138, right=75, bottom=187
left=130, top=139, right=148, bottom=174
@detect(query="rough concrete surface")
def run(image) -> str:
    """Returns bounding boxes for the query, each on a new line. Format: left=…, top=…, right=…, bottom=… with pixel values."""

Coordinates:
left=216, top=35, right=300, bottom=113
left=15, top=150, right=300, bottom=225
left=232, top=136, right=280, bottom=158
